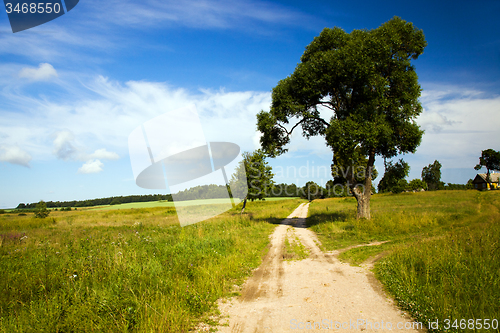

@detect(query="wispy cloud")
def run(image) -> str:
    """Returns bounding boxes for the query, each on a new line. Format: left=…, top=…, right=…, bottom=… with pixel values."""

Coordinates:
left=415, top=84, right=500, bottom=168
left=52, top=130, right=77, bottom=160
left=0, top=74, right=271, bottom=172
left=90, top=0, right=311, bottom=29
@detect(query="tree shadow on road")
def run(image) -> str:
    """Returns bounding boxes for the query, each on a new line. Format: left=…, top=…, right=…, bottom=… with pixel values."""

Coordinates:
left=306, top=210, right=351, bottom=228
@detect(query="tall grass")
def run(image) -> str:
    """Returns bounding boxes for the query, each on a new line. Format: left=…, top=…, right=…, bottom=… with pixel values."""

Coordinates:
left=0, top=198, right=304, bottom=332
left=308, top=190, right=500, bottom=332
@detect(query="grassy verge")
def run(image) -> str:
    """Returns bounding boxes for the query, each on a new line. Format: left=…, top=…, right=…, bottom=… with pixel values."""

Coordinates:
left=308, top=190, right=500, bottom=332
left=0, top=198, right=304, bottom=332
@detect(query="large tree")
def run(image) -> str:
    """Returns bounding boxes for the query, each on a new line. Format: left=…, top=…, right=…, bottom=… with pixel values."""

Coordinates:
left=257, top=17, right=426, bottom=219
left=474, top=149, right=500, bottom=186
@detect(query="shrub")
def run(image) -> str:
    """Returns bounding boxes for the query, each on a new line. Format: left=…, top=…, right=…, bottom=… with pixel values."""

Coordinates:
left=407, top=179, right=427, bottom=191
left=34, top=201, right=50, bottom=219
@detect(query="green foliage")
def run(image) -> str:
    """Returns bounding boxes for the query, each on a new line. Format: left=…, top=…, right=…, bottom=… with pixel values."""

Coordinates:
left=269, top=183, right=300, bottom=197
left=301, top=181, right=325, bottom=200
left=407, top=178, right=427, bottom=191
left=257, top=16, right=426, bottom=219
left=422, top=160, right=442, bottom=190
left=171, top=184, right=229, bottom=201
left=391, top=179, right=408, bottom=194
left=0, top=210, right=5, bottom=214
left=474, top=148, right=500, bottom=183
left=17, top=194, right=173, bottom=210
left=230, top=150, right=274, bottom=201
left=378, top=159, right=410, bottom=193
left=110, top=198, right=121, bottom=205
left=443, top=183, right=468, bottom=190
left=34, top=200, right=50, bottom=219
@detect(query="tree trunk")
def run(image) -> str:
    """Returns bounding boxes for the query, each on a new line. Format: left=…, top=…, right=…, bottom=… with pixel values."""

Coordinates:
left=240, top=197, right=247, bottom=215
left=350, top=151, right=375, bottom=219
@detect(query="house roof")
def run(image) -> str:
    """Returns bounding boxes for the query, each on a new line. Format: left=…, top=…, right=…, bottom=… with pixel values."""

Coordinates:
left=474, top=173, right=500, bottom=183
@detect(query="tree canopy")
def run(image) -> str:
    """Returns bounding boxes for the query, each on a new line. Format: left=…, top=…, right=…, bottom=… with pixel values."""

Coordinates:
left=378, top=159, right=410, bottom=193
left=257, top=17, right=426, bottom=218
left=422, top=160, right=442, bottom=191
left=230, top=150, right=274, bottom=201
left=474, top=149, right=500, bottom=183
left=34, top=200, right=50, bottom=219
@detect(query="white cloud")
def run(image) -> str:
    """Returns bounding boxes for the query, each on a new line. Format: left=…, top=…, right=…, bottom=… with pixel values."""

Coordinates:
left=6, top=73, right=498, bottom=184
left=0, top=145, right=32, bottom=167
left=78, top=159, right=104, bottom=174
left=413, top=85, right=500, bottom=169
left=88, top=148, right=119, bottom=160
left=19, top=63, right=58, bottom=81
left=0, top=75, right=273, bottom=174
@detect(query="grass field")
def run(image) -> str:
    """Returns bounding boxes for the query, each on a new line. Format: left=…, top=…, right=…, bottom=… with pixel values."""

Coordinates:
left=308, top=190, right=500, bottom=332
left=0, top=198, right=305, bottom=332
left=86, top=197, right=300, bottom=211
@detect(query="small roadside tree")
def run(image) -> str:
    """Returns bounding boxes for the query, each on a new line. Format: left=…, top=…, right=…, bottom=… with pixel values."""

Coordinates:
left=422, top=160, right=442, bottom=191
left=474, top=149, right=500, bottom=187
left=230, top=150, right=274, bottom=202
left=34, top=200, right=50, bottom=219
left=257, top=17, right=426, bottom=219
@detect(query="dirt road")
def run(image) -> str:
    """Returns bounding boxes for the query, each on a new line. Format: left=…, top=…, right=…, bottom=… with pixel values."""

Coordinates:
left=213, top=203, right=424, bottom=332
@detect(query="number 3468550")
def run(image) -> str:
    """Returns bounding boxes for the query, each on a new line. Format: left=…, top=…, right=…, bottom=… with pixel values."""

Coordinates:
left=5, top=3, right=62, bottom=14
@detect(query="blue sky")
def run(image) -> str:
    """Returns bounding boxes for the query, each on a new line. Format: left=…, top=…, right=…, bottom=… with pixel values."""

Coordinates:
left=0, top=0, right=499, bottom=208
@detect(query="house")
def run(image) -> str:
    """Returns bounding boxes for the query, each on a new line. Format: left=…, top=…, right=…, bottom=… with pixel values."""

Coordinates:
left=472, top=173, right=500, bottom=190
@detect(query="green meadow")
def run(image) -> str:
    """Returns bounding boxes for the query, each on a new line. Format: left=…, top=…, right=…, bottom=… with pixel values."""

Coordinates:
left=0, top=198, right=304, bottom=332
left=308, top=190, right=500, bottom=332
left=2, top=191, right=499, bottom=332
left=87, top=197, right=299, bottom=211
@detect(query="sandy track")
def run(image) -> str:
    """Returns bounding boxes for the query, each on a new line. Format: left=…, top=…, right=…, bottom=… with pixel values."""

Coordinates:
left=213, top=203, right=424, bottom=332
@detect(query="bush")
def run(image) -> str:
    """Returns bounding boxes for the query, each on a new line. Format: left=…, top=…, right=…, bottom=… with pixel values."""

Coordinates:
left=0, top=209, right=5, bottom=214
left=391, top=179, right=408, bottom=194
left=34, top=201, right=50, bottom=219
left=407, top=179, right=427, bottom=192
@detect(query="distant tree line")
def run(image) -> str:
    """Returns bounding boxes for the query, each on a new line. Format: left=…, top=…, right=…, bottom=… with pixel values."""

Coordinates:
left=173, top=185, right=229, bottom=201
left=16, top=194, right=173, bottom=210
